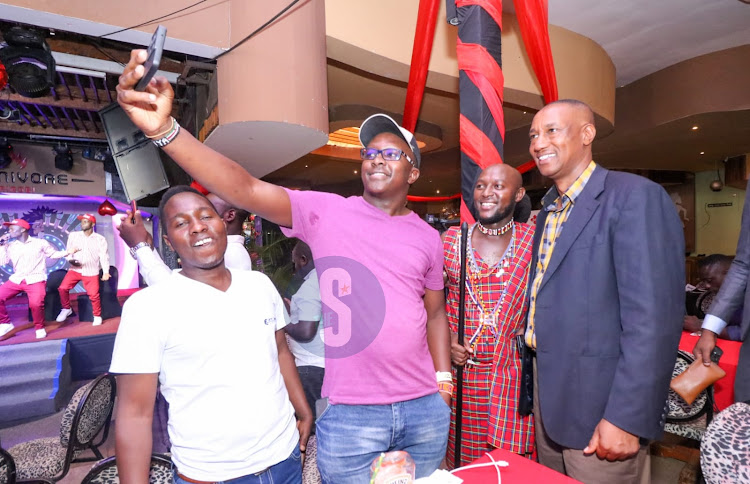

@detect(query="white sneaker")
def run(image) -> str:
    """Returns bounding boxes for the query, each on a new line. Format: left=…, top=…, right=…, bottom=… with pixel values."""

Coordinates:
left=93, top=316, right=103, bottom=326
left=36, top=328, right=47, bottom=339
left=56, top=308, right=73, bottom=322
left=0, top=323, right=14, bottom=337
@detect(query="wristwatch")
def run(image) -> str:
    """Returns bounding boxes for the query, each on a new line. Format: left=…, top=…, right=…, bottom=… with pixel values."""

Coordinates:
left=129, top=242, right=151, bottom=260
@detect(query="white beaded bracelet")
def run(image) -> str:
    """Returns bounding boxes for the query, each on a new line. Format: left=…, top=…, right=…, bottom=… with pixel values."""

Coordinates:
left=436, top=371, right=453, bottom=382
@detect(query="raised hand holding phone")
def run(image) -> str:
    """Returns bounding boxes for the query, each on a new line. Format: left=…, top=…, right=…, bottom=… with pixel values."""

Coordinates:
left=135, top=25, right=167, bottom=91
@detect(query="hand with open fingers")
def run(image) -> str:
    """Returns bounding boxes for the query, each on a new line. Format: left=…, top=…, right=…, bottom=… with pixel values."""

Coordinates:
left=116, top=49, right=175, bottom=137
left=583, top=419, right=640, bottom=461
left=693, top=329, right=718, bottom=366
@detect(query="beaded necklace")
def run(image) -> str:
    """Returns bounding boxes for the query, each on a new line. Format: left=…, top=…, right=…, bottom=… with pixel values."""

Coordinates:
left=463, top=223, right=515, bottom=360
left=477, top=218, right=514, bottom=236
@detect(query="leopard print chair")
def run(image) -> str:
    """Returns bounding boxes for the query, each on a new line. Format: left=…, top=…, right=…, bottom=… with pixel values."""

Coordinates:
left=664, top=350, right=715, bottom=441
left=81, top=454, right=172, bottom=484
left=8, top=373, right=116, bottom=483
left=700, top=402, right=750, bottom=484
left=303, top=435, right=321, bottom=484
left=0, top=447, right=16, bottom=484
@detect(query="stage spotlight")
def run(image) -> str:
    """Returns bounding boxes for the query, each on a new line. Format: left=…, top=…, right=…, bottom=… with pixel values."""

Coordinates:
left=53, top=143, right=73, bottom=171
left=93, top=147, right=110, bottom=162
left=0, top=138, right=13, bottom=170
left=0, top=106, right=20, bottom=121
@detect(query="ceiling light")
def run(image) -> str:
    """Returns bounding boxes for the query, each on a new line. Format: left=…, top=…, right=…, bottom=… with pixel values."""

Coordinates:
left=353, top=170, right=358, bottom=174
left=700, top=152, right=705, bottom=155
left=94, top=148, right=111, bottom=162
left=305, top=164, right=309, bottom=168
left=0, top=106, right=20, bottom=121
left=436, top=189, right=441, bottom=194
left=53, top=143, right=73, bottom=171
left=692, top=126, right=699, bottom=131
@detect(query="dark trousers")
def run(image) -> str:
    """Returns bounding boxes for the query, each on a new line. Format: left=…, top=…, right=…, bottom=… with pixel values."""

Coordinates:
left=297, top=365, right=324, bottom=425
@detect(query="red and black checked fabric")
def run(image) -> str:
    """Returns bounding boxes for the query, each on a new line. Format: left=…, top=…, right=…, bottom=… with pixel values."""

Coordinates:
left=443, top=223, right=535, bottom=467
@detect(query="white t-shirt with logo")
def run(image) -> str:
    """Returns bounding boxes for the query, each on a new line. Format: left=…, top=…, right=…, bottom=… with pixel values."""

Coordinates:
left=110, top=269, right=297, bottom=481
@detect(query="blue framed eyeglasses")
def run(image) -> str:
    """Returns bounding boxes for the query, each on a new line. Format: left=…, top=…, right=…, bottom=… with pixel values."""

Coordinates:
left=360, top=148, right=414, bottom=167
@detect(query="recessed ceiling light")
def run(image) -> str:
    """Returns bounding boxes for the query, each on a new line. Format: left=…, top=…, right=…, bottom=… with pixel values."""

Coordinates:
left=353, top=170, right=358, bottom=174
left=692, top=126, right=699, bottom=130
left=522, top=112, right=527, bottom=114
left=436, top=189, right=441, bottom=194
left=305, top=165, right=309, bottom=168
left=700, top=152, right=705, bottom=155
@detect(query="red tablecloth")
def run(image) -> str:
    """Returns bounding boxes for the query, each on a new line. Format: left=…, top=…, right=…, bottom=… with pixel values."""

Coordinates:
left=452, top=448, right=580, bottom=484
left=678, top=331, right=741, bottom=411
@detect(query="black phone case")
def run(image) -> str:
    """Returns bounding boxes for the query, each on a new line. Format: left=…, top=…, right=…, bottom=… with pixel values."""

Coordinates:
left=135, top=25, right=167, bottom=91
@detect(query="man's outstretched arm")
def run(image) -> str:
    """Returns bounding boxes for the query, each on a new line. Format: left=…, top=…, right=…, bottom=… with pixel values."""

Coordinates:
left=116, top=49, right=292, bottom=227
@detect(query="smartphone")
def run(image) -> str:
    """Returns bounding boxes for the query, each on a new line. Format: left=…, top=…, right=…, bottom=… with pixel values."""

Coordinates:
left=710, top=346, right=724, bottom=364
left=130, top=199, right=137, bottom=223
left=135, top=25, right=167, bottom=91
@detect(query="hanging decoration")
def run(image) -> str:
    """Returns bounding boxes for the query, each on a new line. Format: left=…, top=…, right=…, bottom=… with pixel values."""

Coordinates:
left=97, top=199, right=117, bottom=217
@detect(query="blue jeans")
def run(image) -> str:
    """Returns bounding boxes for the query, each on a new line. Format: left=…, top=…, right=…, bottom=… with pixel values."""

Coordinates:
left=316, top=392, right=450, bottom=484
left=172, top=445, right=302, bottom=484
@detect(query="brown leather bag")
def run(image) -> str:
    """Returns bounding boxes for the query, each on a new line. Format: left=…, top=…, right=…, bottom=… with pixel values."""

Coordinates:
left=670, top=359, right=726, bottom=405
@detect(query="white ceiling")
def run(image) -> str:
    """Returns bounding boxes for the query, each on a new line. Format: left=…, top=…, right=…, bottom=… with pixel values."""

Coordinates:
left=543, top=0, right=750, bottom=85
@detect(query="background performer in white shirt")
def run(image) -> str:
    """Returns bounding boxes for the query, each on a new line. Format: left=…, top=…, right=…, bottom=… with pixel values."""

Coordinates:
left=56, top=213, right=111, bottom=326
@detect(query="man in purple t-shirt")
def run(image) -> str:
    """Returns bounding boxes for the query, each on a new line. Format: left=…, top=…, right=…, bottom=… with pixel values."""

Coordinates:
left=116, top=49, right=452, bottom=484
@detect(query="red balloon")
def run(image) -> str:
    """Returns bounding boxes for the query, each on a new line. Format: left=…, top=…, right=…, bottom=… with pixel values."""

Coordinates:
left=97, top=199, right=117, bottom=217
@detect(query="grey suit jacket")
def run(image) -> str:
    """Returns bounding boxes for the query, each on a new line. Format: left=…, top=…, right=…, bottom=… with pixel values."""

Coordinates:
left=527, top=166, right=685, bottom=449
left=706, top=178, right=750, bottom=402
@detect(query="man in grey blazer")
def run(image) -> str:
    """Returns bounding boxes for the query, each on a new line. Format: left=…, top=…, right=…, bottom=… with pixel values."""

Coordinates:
left=694, top=178, right=750, bottom=403
left=523, top=100, right=685, bottom=482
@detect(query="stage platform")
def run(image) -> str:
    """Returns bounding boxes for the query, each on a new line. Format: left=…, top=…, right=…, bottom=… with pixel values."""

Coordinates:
left=0, top=288, right=139, bottom=376
left=0, top=289, right=139, bottom=425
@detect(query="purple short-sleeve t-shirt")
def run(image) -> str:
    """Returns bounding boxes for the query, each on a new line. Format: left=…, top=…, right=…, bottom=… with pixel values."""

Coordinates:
left=281, top=188, right=444, bottom=405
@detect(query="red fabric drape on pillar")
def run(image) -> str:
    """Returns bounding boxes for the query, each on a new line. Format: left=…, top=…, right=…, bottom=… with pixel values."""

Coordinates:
left=512, top=0, right=558, bottom=105
left=403, top=0, right=441, bottom=132
left=513, top=0, right=559, bottom=174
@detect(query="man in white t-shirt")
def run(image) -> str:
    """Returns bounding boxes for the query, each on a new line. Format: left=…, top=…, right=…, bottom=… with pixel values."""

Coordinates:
left=110, top=186, right=312, bottom=484
left=117, top=192, right=253, bottom=286
left=284, top=240, right=324, bottom=420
